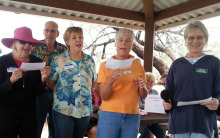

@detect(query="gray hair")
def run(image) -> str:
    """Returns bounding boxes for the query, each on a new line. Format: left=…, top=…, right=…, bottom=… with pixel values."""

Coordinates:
left=115, top=28, right=135, bottom=42
left=145, top=72, right=156, bottom=81
left=184, top=20, right=209, bottom=43
left=45, top=21, right=58, bottom=30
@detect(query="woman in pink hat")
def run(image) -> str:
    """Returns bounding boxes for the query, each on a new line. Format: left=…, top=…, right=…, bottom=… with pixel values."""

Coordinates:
left=0, top=27, right=50, bottom=138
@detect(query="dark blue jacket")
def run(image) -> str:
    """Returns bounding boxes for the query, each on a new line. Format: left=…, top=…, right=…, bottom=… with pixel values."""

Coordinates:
left=166, top=55, right=220, bottom=138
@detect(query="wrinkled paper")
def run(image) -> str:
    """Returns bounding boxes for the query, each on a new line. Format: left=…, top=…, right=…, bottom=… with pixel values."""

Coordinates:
left=20, top=62, right=46, bottom=71
left=105, top=58, right=133, bottom=69
left=144, top=95, right=166, bottom=114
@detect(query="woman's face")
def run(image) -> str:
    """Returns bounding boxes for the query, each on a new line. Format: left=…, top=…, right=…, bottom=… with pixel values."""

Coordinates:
left=66, top=32, right=83, bottom=52
left=115, top=32, right=133, bottom=58
left=146, top=79, right=155, bottom=90
left=185, top=28, right=207, bottom=55
left=13, top=40, right=33, bottom=57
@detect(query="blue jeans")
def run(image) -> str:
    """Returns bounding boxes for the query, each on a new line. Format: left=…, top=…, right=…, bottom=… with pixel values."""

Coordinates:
left=139, top=123, right=165, bottom=138
left=171, top=132, right=214, bottom=138
left=97, top=110, right=140, bottom=138
left=36, top=91, right=54, bottom=138
left=52, top=110, right=90, bottom=138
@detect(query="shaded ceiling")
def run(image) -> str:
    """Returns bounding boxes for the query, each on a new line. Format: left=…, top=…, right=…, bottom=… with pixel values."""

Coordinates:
left=0, top=0, right=220, bottom=31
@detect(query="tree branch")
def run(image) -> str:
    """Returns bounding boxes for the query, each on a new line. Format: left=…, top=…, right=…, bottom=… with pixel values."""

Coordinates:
left=132, top=41, right=169, bottom=75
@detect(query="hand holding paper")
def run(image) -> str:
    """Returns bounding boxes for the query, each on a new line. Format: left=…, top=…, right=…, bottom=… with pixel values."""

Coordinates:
left=105, top=58, right=133, bottom=69
left=108, top=69, right=122, bottom=82
left=200, top=98, right=219, bottom=110
left=40, top=66, right=51, bottom=83
left=177, top=97, right=212, bottom=106
left=20, top=62, right=46, bottom=71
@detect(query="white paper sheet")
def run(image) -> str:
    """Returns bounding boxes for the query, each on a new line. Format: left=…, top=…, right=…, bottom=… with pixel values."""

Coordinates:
left=177, top=97, right=212, bottom=106
left=105, top=58, right=133, bottom=69
left=20, top=62, right=46, bottom=71
left=144, top=95, right=166, bottom=114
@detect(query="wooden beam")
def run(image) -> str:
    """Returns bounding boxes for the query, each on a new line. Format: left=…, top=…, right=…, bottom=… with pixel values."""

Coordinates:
left=144, top=18, right=154, bottom=72
left=155, top=0, right=220, bottom=22
left=142, top=0, right=153, bottom=18
left=142, top=0, right=154, bottom=72
left=156, top=10, right=220, bottom=31
left=0, top=6, right=145, bottom=30
left=11, top=0, right=145, bottom=23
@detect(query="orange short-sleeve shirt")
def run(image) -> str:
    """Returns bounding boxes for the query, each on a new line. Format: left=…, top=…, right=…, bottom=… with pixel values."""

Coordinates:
left=98, top=55, right=146, bottom=114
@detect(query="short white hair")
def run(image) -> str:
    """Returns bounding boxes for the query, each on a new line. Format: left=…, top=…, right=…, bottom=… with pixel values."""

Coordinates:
left=115, top=28, right=135, bottom=42
left=184, top=20, right=209, bottom=44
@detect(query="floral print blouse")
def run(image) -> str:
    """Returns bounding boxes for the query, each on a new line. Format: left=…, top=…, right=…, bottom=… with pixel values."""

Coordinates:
left=49, top=51, right=97, bottom=118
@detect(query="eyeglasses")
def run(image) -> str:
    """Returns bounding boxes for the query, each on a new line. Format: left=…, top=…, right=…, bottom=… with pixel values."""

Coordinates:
left=43, top=29, right=57, bottom=34
left=160, top=83, right=166, bottom=86
left=16, top=39, right=34, bottom=45
left=147, top=80, right=155, bottom=84
left=186, top=35, right=205, bottom=42
left=117, top=39, right=132, bottom=44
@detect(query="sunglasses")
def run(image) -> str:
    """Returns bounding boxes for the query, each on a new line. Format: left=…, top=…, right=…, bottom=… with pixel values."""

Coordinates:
left=16, top=39, right=34, bottom=45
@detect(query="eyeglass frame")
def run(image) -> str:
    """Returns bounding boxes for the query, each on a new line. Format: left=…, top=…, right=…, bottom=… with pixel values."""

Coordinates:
left=43, top=29, right=57, bottom=34
left=186, top=35, right=205, bottom=42
left=116, top=38, right=132, bottom=44
left=146, top=80, right=155, bottom=84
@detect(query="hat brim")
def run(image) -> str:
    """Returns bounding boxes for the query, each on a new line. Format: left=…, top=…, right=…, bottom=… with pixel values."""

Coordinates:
left=1, top=38, right=44, bottom=49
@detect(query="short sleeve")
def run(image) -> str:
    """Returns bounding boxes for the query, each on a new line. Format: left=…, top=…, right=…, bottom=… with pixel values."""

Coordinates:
left=139, top=64, right=146, bottom=82
left=91, top=57, right=97, bottom=83
left=97, top=62, right=108, bottom=84
left=49, top=60, right=58, bottom=82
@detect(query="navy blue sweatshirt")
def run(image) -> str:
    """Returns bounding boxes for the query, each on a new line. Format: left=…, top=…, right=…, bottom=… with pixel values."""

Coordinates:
left=166, top=55, right=220, bottom=138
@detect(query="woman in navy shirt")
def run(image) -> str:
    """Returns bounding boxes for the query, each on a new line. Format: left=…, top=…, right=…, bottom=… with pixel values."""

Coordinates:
left=163, top=20, right=220, bottom=138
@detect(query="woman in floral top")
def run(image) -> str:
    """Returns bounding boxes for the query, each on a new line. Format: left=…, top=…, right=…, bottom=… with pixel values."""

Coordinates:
left=48, top=27, right=97, bottom=138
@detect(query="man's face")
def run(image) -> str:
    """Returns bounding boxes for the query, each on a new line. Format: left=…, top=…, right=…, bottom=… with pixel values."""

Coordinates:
left=159, top=77, right=166, bottom=88
left=43, top=22, right=59, bottom=45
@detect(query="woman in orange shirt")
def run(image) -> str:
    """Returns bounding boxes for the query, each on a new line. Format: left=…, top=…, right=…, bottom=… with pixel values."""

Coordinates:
left=97, top=28, right=148, bottom=138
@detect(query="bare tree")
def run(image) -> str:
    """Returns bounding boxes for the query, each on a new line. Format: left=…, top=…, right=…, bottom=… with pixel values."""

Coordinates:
left=83, top=26, right=185, bottom=75
left=133, top=41, right=169, bottom=75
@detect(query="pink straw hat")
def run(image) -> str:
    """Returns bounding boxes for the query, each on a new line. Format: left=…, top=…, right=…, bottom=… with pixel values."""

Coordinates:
left=1, top=26, right=44, bottom=49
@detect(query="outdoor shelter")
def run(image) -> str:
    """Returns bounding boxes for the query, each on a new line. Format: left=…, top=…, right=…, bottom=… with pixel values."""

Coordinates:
left=0, top=0, right=220, bottom=71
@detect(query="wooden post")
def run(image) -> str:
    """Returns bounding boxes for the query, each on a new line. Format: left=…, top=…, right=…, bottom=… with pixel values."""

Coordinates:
left=142, top=0, right=155, bottom=72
